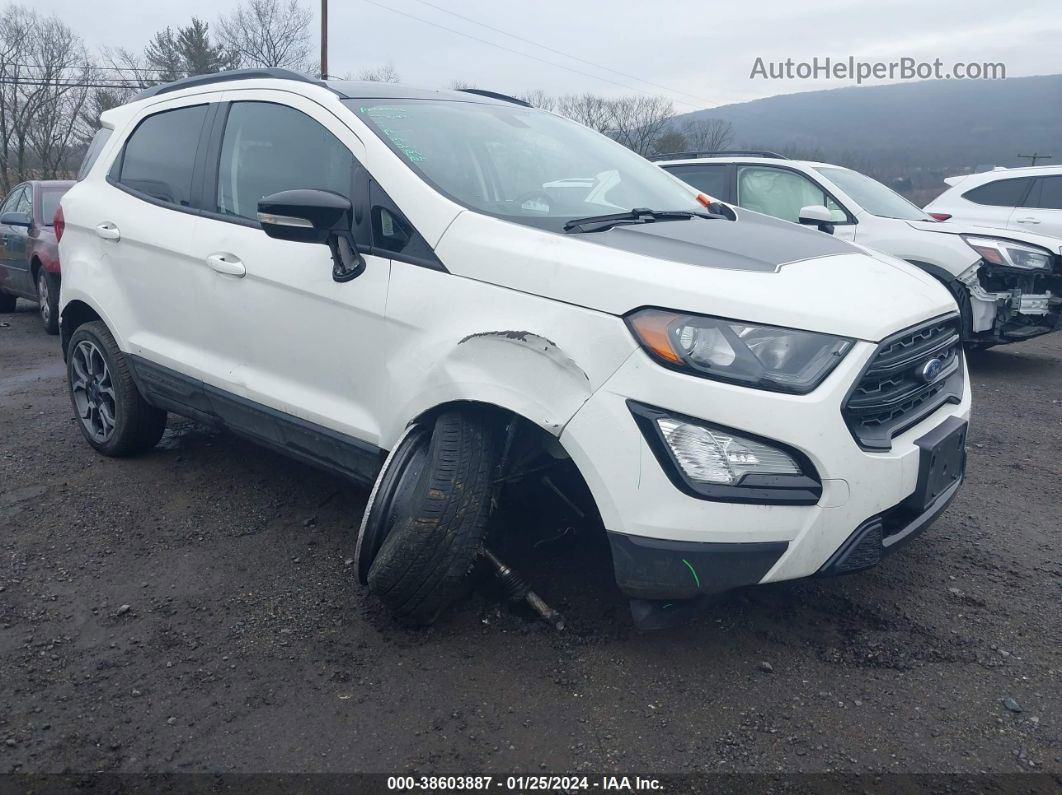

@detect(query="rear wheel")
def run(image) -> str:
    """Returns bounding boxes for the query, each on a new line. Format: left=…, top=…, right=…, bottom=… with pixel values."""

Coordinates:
left=0, top=291, right=16, bottom=312
left=67, top=321, right=167, bottom=456
left=359, top=409, right=502, bottom=625
left=36, top=270, right=59, bottom=334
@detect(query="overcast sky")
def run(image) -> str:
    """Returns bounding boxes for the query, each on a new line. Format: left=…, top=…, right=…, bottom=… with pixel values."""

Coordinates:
left=33, top=0, right=1062, bottom=110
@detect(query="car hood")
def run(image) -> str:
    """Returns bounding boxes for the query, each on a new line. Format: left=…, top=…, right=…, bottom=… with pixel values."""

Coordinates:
left=436, top=209, right=957, bottom=342
left=905, top=219, right=1062, bottom=254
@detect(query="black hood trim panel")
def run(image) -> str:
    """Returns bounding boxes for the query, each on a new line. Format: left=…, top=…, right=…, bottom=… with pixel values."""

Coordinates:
left=580, top=208, right=855, bottom=272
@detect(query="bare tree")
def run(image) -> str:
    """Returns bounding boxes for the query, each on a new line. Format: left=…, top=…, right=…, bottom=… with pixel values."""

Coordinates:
left=448, top=79, right=475, bottom=90
left=680, top=117, right=734, bottom=153
left=652, top=129, right=688, bottom=156
left=0, top=6, right=94, bottom=188
left=0, top=4, right=34, bottom=190
left=355, top=63, right=400, bottom=83
left=556, top=93, right=614, bottom=135
left=218, top=0, right=312, bottom=72
left=518, top=89, right=555, bottom=111
left=24, top=15, right=91, bottom=178
left=609, top=95, right=675, bottom=156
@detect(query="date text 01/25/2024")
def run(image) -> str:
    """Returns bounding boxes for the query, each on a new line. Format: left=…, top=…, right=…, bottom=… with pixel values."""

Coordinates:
left=386, top=775, right=663, bottom=791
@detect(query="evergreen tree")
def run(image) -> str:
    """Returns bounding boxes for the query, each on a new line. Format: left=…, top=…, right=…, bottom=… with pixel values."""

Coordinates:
left=145, top=18, right=235, bottom=81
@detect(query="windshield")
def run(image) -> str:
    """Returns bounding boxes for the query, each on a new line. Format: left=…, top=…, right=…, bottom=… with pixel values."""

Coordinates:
left=344, top=99, right=701, bottom=231
left=40, top=188, right=67, bottom=226
left=815, top=167, right=929, bottom=221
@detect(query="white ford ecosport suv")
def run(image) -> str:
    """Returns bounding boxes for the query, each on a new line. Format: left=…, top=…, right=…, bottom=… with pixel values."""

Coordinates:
left=58, top=70, right=971, bottom=627
left=657, top=153, right=1062, bottom=348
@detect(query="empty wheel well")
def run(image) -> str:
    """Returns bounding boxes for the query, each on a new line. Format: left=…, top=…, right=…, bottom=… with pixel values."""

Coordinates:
left=30, top=257, right=43, bottom=281
left=408, top=400, right=601, bottom=526
left=60, top=300, right=103, bottom=359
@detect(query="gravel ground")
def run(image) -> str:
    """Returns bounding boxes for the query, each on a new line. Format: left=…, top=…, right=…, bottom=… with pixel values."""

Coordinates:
left=1, top=299, right=1059, bottom=776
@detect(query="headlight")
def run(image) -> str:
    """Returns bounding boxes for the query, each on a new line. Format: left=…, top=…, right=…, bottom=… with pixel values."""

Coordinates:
left=626, top=308, right=854, bottom=394
left=963, top=236, right=1052, bottom=271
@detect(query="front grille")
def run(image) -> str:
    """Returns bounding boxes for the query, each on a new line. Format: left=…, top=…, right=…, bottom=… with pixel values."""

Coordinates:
left=842, top=315, right=964, bottom=451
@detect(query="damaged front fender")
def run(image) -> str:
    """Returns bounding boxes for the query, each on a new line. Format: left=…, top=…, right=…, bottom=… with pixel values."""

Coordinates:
left=382, top=265, right=638, bottom=448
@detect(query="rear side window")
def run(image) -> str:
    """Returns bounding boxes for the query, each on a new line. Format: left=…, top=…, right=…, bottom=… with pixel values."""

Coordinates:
left=40, top=188, right=67, bottom=226
left=77, top=128, right=112, bottom=180
left=962, top=177, right=1031, bottom=207
left=115, top=105, right=208, bottom=206
left=216, top=102, right=354, bottom=222
left=1026, top=176, right=1062, bottom=210
left=664, top=165, right=729, bottom=200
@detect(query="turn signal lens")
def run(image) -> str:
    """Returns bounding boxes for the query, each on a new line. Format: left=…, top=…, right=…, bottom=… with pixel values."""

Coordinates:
left=626, top=309, right=684, bottom=365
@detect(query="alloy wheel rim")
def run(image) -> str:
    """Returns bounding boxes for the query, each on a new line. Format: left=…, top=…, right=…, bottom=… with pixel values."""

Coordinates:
left=38, top=274, right=50, bottom=324
left=70, top=340, right=117, bottom=443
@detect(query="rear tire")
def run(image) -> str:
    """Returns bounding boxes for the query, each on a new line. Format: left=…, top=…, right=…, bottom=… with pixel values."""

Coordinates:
left=67, top=321, right=167, bottom=457
left=0, top=291, right=16, bottom=312
left=36, top=270, right=59, bottom=334
left=364, top=409, right=502, bottom=626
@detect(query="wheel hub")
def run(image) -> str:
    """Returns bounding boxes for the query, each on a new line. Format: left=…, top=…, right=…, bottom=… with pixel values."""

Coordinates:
left=70, top=340, right=117, bottom=443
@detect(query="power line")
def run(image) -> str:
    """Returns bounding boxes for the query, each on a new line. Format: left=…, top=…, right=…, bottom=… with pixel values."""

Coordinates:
left=3, top=62, right=168, bottom=75
left=408, top=0, right=711, bottom=106
left=0, top=77, right=143, bottom=90
left=357, top=0, right=701, bottom=109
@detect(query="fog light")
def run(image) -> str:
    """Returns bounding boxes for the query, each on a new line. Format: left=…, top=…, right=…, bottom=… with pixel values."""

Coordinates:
left=657, top=418, right=801, bottom=485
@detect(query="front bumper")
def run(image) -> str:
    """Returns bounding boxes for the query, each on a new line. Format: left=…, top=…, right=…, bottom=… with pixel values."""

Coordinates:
left=560, top=339, right=972, bottom=598
left=605, top=426, right=965, bottom=600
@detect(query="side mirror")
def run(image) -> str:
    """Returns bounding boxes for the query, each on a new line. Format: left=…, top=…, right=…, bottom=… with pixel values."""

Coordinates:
left=0, top=211, right=31, bottom=227
left=257, top=189, right=365, bottom=281
left=797, top=204, right=835, bottom=235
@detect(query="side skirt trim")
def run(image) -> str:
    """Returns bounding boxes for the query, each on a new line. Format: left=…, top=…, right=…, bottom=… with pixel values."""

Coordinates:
left=127, top=355, right=383, bottom=485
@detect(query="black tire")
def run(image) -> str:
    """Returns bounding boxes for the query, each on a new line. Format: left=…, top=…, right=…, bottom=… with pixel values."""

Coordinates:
left=36, top=269, right=59, bottom=334
left=366, top=410, right=502, bottom=625
left=67, top=321, right=167, bottom=457
left=0, top=291, right=16, bottom=312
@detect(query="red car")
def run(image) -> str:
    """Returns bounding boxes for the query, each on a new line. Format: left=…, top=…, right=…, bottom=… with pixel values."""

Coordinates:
left=0, top=179, right=75, bottom=333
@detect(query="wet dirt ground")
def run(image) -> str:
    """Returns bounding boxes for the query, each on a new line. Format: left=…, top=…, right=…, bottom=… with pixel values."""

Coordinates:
left=1, top=300, right=1059, bottom=776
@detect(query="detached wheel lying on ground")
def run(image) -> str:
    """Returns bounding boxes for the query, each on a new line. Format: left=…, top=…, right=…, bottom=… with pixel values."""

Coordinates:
left=356, top=409, right=502, bottom=626
left=66, top=321, right=168, bottom=456
left=36, top=270, right=60, bottom=334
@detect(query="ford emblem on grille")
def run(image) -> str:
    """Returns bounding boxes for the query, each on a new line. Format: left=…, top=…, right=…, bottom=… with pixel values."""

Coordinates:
left=920, top=356, right=946, bottom=383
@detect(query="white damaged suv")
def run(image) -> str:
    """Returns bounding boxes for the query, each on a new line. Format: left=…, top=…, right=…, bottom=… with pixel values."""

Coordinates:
left=58, top=70, right=970, bottom=627
left=657, top=153, right=1062, bottom=348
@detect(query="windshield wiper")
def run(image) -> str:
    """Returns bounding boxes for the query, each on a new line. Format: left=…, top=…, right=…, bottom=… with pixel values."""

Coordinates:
left=563, top=207, right=718, bottom=234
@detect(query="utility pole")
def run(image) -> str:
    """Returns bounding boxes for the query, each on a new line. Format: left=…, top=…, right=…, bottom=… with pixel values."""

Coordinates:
left=320, top=0, right=328, bottom=80
left=1017, top=153, right=1053, bottom=166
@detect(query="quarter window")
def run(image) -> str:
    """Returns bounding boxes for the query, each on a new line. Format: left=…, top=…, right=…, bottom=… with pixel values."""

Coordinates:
left=1026, top=176, right=1062, bottom=210
left=78, top=128, right=113, bottom=180
left=13, top=187, right=31, bottom=214
left=216, top=102, right=354, bottom=222
left=115, top=105, right=209, bottom=206
left=962, top=177, right=1031, bottom=207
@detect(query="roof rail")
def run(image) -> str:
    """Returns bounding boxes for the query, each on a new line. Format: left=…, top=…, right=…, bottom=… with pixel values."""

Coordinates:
left=456, top=88, right=532, bottom=107
left=133, top=68, right=326, bottom=101
left=649, top=150, right=788, bottom=162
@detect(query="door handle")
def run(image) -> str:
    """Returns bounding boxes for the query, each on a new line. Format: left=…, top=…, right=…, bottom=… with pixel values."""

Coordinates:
left=1015, top=217, right=1041, bottom=224
left=95, top=222, right=121, bottom=240
left=206, top=253, right=246, bottom=277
